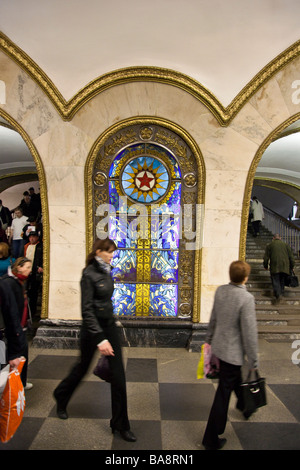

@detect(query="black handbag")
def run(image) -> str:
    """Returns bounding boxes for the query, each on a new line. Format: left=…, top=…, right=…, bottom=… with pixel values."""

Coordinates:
left=240, top=370, right=267, bottom=419
left=93, top=355, right=112, bottom=382
left=285, top=271, right=299, bottom=288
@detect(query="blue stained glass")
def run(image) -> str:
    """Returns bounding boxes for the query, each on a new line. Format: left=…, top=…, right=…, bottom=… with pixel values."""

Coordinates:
left=106, top=141, right=182, bottom=317
left=164, top=182, right=181, bottom=207
left=108, top=181, right=120, bottom=209
left=121, top=156, right=169, bottom=204
left=112, top=283, right=136, bottom=315
left=146, top=144, right=181, bottom=178
left=111, top=250, right=136, bottom=281
left=109, top=144, right=145, bottom=178
left=150, top=214, right=180, bottom=249
left=149, top=284, right=178, bottom=316
left=150, top=251, right=179, bottom=283
left=109, top=216, right=139, bottom=248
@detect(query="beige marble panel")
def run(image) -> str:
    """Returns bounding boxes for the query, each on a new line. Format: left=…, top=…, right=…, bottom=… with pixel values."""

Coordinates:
left=50, top=242, right=85, bottom=282
left=34, top=123, right=93, bottom=168
left=0, top=51, right=20, bottom=100
left=200, top=285, right=218, bottom=323
left=205, top=169, right=248, bottom=210
left=72, top=82, right=218, bottom=143
left=48, top=280, right=81, bottom=320
left=5, top=69, right=60, bottom=139
left=45, top=166, right=85, bottom=206
left=230, top=102, right=273, bottom=145
left=201, top=246, right=239, bottom=286
left=249, top=77, right=290, bottom=129
left=49, top=205, right=86, bottom=245
left=200, top=126, right=258, bottom=171
left=276, top=56, right=300, bottom=117
left=203, top=208, right=242, bottom=248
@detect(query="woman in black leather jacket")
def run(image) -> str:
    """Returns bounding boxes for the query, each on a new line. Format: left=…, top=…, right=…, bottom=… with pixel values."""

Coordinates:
left=53, top=238, right=136, bottom=442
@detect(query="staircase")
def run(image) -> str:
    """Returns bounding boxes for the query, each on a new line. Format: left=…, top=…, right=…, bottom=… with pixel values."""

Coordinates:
left=246, top=226, right=300, bottom=340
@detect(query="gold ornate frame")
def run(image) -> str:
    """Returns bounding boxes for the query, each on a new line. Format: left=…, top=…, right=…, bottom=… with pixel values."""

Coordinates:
left=0, top=109, right=49, bottom=318
left=1, top=31, right=300, bottom=125
left=239, top=112, right=300, bottom=260
left=85, top=116, right=205, bottom=322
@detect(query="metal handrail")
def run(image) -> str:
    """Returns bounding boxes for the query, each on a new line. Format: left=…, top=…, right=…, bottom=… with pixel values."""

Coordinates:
left=262, top=206, right=300, bottom=256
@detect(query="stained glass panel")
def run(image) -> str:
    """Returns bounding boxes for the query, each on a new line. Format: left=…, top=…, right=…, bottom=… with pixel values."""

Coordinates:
left=122, top=156, right=169, bottom=204
left=149, top=284, right=178, bottom=317
left=150, top=214, right=180, bottom=249
left=112, top=283, right=136, bottom=315
left=111, top=250, right=136, bottom=282
left=108, top=142, right=181, bottom=317
left=150, top=250, right=179, bottom=283
left=109, top=216, right=140, bottom=248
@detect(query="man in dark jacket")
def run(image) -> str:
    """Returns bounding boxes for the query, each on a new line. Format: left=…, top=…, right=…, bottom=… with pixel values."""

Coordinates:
left=24, top=232, right=43, bottom=318
left=263, top=233, right=295, bottom=302
left=0, top=199, right=12, bottom=230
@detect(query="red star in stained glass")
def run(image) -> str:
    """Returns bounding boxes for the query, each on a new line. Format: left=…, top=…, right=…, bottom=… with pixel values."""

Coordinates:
left=136, top=171, right=154, bottom=189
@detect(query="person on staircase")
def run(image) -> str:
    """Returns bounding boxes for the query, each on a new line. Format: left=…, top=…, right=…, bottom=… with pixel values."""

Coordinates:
left=263, top=233, right=295, bottom=303
left=250, top=196, right=264, bottom=237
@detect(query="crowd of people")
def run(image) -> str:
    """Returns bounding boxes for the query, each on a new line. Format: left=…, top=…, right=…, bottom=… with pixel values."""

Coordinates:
left=0, top=191, right=297, bottom=449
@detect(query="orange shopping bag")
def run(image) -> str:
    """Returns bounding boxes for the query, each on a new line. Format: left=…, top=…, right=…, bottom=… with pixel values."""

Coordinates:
left=0, top=357, right=26, bottom=443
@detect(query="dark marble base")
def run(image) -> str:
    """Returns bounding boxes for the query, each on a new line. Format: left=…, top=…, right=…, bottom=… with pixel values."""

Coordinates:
left=32, top=318, right=208, bottom=352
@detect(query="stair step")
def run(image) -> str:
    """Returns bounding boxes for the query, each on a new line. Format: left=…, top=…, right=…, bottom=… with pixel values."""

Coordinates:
left=246, top=227, right=300, bottom=336
left=257, top=314, right=300, bottom=326
left=258, top=325, right=300, bottom=340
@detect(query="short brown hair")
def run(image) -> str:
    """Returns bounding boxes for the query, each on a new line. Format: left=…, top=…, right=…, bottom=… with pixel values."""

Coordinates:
left=0, top=242, right=9, bottom=258
left=229, top=260, right=251, bottom=284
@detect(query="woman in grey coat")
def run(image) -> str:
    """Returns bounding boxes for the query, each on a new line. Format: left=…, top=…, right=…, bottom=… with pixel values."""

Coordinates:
left=202, top=260, right=258, bottom=450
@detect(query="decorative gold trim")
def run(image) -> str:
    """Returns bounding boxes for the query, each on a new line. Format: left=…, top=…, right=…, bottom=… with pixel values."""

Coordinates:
left=85, top=116, right=205, bottom=322
left=0, top=171, right=37, bottom=180
left=0, top=109, right=49, bottom=319
left=254, top=177, right=300, bottom=191
left=240, top=113, right=300, bottom=260
left=0, top=121, right=15, bottom=131
left=1, top=31, right=300, bottom=125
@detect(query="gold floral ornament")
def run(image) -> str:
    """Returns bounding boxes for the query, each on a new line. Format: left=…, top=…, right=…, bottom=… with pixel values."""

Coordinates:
left=183, top=173, right=197, bottom=188
left=94, top=172, right=107, bottom=187
left=139, top=126, right=153, bottom=140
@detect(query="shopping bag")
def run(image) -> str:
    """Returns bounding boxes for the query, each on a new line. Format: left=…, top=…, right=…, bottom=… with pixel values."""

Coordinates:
left=197, top=344, right=205, bottom=379
left=197, top=343, right=220, bottom=379
left=0, top=358, right=26, bottom=443
left=0, top=365, right=9, bottom=399
left=93, top=355, right=112, bottom=382
left=203, top=343, right=220, bottom=379
left=240, top=369, right=267, bottom=419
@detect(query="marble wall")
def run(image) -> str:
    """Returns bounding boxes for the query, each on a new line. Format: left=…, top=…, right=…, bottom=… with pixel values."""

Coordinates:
left=1, top=49, right=300, bottom=324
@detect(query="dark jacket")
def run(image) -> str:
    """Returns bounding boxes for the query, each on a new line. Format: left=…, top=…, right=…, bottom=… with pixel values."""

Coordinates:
left=24, top=241, right=43, bottom=277
left=263, top=239, right=295, bottom=275
left=80, top=259, right=114, bottom=344
left=0, top=271, right=26, bottom=360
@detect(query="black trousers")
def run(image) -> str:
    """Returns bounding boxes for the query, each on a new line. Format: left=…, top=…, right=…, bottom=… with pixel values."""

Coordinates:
left=202, top=359, right=242, bottom=448
left=271, top=272, right=286, bottom=298
left=252, top=220, right=261, bottom=236
left=54, top=322, right=130, bottom=432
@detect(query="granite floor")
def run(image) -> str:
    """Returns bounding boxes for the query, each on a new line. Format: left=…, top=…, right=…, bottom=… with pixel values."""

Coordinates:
left=1, top=338, right=300, bottom=455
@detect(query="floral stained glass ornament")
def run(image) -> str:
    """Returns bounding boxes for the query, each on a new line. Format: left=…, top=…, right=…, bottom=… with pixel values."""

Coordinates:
left=121, top=156, right=170, bottom=204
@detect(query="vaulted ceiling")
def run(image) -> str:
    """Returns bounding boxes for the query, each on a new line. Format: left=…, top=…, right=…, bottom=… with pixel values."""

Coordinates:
left=1, top=0, right=300, bottom=193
